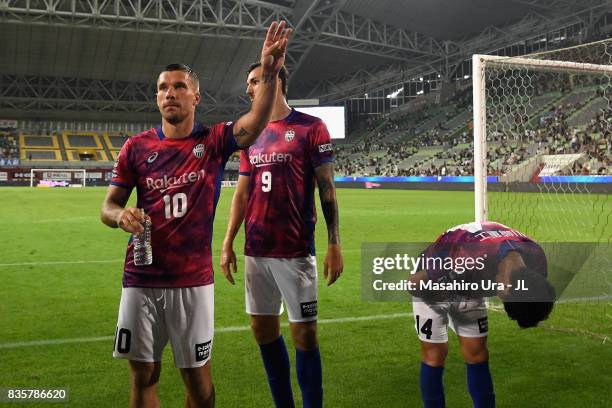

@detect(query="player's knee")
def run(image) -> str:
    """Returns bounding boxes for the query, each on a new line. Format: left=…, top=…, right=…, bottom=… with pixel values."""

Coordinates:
left=187, top=383, right=215, bottom=407
left=290, top=321, right=318, bottom=351
left=181, top=366, right=214, bottom=407
left=420, top=343, right=448, bottom=367
left=250, top=316, right=280, bottom=345
left=130, top=362, right=161, bottom=390
left=461, top=343, right=489, bottom=364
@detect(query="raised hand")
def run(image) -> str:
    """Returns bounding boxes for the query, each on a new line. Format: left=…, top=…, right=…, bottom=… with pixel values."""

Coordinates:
left=260, top=21, right=292, bottom=75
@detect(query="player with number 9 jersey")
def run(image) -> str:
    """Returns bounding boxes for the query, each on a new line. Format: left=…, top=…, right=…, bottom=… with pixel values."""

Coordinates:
left=221, top=63, right=343, bottom=408
left=238, top=108, right=334, bottom=258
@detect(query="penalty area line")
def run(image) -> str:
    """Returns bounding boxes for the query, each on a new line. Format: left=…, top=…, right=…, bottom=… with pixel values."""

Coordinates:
left=0, top=312, right=412, bottom=349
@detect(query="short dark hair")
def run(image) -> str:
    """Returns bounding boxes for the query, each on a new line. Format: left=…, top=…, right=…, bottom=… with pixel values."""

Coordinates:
left=247, top=62, right=289, bottom=96
left=161, top=63, right=200, bottom=91
left=503, top=267, right=556, bottom=328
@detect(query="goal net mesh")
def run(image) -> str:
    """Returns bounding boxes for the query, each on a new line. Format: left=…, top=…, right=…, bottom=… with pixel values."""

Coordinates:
left=475, top=40, right=611, bottom=330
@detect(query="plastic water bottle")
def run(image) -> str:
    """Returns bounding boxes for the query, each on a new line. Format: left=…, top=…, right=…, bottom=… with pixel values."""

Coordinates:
left=133, top=209, right=152, bottom=266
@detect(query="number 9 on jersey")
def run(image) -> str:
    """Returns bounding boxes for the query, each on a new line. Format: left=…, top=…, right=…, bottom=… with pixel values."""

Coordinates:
left=262, top=171, right=272, bottom=192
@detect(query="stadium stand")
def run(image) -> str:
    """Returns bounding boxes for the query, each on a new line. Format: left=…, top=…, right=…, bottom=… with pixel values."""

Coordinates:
left=61, top=132, right=104, bottom=161
left=102, top=132, right=131, bottom=150
left=21, top=149, right=62, bottom=161
left=1, top=28, right=610, bottom=178
left=337, top=73, right=611, bottom=177
left=0, top=131, right=20, bottom=166
left=3, top=71, right=609, bottom=177
left=1, top=126, right=244, bottom=171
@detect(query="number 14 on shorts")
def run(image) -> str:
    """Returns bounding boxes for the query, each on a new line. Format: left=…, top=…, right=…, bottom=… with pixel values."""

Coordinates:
left=416, top=315, right=433, bottom=340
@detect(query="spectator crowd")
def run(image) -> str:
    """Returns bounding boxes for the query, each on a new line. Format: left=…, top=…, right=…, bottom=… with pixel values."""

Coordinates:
left=336, top=71, right=610, bottom=177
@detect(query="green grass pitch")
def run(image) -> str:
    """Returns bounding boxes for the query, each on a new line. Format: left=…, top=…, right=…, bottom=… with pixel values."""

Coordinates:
left=0, top=187, right=610, bottom=407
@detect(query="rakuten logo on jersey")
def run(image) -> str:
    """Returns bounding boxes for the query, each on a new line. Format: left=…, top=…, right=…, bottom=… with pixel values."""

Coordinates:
left=249, top=152, right=293, bottom=167
left=145, top=169, right=206, bottom=191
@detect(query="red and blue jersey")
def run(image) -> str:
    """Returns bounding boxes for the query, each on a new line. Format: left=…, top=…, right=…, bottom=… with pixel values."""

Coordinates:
left=239, top=109, right=334, bottom=258
left=423, top=221, right=547, bottom=283
left=111, top=122, right=237, bottom=288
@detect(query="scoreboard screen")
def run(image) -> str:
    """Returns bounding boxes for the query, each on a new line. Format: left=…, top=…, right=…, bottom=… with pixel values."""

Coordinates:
left=295, top=106, right=346, bottom=139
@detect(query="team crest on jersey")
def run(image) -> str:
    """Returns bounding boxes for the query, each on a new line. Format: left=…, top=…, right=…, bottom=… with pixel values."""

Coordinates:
left=284, top=129, right=295, bottom=142
left=193, top=144, right=206, bottom=159
left=147, top=152, right=158, bottom=164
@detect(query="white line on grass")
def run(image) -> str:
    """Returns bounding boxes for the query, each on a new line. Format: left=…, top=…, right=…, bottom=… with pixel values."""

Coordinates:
left=0, top=260, right=124, bottom=267
left=0, top=312, right=412, bottom=349
left=488, top=305, right=611, bottom=344
left=0, top=252, right=362, bottom=268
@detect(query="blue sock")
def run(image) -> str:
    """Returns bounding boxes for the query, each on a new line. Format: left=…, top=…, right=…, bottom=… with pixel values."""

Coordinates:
left=259, top=336, right=295, bottom=408
left=420, top=362, right=445, bottom=408
left=466, top=361, right=495, bottom=408
left=296, top=347, right=323, bottom=408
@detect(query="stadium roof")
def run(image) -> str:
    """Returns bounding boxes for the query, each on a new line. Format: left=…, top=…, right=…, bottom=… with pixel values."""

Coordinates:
left=1, top=0, right=611, bottom=123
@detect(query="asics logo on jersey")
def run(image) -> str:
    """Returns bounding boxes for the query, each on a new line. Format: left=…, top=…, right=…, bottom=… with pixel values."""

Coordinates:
left=147, top=152, right=158, bottom=163
left=249, top=152, right=293, bottom=167
left=145, top=169, right=206, bottom=191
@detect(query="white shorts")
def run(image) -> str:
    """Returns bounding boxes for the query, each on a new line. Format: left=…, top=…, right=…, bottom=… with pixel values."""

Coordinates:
left=113, top=285, right=214, bottom=368
left=245, top=256, right=318, bottom=323
left=412, top=297, right=488, bottom=343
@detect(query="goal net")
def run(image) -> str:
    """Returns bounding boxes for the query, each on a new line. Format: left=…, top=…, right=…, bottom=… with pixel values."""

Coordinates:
left=29, top=169, right=87, bottom=188
left=472, top=40, right=611, bottom=309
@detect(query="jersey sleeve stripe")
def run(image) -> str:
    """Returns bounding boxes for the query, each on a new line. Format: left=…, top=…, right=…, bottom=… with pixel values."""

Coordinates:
left=313, top=157, right=335, bottom=167
left=239, top=171, right=251, bottom=176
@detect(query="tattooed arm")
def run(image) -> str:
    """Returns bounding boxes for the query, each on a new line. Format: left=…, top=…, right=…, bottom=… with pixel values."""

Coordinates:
left=315, top=162, right=344, bottom=285
left=233, top=21, right=292, bottom=147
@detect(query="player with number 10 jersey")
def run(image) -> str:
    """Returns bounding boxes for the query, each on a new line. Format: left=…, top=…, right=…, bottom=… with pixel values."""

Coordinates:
left=100, top=20, right=292, bottom=407
left=111, top=121, right=236, bottom=288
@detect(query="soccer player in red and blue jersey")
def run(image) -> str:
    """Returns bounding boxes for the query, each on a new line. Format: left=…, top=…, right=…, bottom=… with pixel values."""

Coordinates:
left=409, top=221, right=555, bottom=408
left=220, top=63, right=343, bottom=408
left=100, top=21, right=292, bottom=408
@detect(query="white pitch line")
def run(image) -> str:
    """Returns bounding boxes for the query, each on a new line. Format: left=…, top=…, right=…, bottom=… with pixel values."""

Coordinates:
left=0, top=336, right=115, bottom=348
left=0, top=312, right=412, bottom=349
left=0, top=260, right=124, bottom=267
left=0, top=251, right=362, bottom=268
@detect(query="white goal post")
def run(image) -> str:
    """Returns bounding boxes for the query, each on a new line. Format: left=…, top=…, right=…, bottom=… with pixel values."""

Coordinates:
left=472, top=53, right=612, bottom=223
left=29, top=168, right=87, bottom=188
